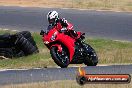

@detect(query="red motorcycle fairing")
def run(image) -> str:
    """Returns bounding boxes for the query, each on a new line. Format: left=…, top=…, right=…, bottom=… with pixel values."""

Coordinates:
left=51, top=44, right=62, bottom=53
left=42, top=28, right=76, bottom=62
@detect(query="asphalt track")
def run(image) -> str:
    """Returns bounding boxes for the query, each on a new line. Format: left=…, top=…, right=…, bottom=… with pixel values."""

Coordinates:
left=0, top=6, right=132, bottom=85
left=0, top=65, right=132, bottom=85
left=0, top=6, right=132, bottom=41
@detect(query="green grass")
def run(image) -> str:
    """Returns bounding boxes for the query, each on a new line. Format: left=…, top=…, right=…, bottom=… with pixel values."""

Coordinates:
left=0, top=30, right=132, bottom=68
left=85, top=38, right=132, bottom=64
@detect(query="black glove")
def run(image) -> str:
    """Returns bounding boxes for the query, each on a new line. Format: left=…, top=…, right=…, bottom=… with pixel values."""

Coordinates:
left=60, top=18, right=68, bottom=27
left=40, top=30, right=45, bottom=35
left=70, top=30, right=78, bottom=37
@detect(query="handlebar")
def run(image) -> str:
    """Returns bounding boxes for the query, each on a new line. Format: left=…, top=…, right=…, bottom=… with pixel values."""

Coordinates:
left=40, top=30, right=46, bottom=35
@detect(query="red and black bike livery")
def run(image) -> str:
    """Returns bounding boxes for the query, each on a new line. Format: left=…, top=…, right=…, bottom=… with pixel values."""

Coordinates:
left=40, top=24, right=98, bottom=68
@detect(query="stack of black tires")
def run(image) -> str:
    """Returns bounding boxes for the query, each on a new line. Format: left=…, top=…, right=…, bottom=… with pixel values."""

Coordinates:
left=0, top=31, right=39, bottom=59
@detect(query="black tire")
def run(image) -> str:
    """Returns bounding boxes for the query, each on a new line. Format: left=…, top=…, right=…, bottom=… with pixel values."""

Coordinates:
left=16, top=31, right=38, bottom=50
left=13, top=49, right=25, bottom=57
left=0, top=33, right=15, bottom=48
left=0, top=33, right=10, bottom=40
left=50, top=46, right=70, bottom=68
left=27, top=37, right=37, bottom=46
left=0, top=48, right=13, bottom=59
left=0, top=41, right=13, bottom=48
left=15, top=35, right=38, bottom=55
left=83, top=43, right=98, bottom=66
left=16, top=31, right=31, bottom=38
left=27, top=36, right=39, bottom=52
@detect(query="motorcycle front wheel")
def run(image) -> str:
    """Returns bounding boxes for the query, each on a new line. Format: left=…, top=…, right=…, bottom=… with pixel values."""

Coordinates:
left=50, top=46, right=70, bottom=68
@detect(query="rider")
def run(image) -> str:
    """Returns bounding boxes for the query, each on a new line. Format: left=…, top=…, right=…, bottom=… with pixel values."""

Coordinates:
left=46, top=11, right=80, bottom=40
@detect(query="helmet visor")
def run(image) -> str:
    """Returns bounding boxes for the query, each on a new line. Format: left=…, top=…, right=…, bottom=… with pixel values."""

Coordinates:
left=48, top=18, right=55, bottom=24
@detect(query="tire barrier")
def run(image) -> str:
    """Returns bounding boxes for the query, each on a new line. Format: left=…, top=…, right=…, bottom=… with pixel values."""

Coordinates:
left=0, top=31, right=39, bottom=59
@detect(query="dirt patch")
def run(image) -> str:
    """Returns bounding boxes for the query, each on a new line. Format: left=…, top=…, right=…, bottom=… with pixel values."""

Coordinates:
left=0, top=0, right=132, bottom=12
left=1, top=80, right=132, bottom=88
left=0, top=0, right=72, bottom=8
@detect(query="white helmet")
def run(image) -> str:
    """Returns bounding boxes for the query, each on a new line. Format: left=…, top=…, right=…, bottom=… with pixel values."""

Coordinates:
left=47, top=11, right=59, bottom=26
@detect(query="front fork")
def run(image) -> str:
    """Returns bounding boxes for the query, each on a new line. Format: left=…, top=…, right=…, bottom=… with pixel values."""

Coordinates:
left=50, top=44, right=62, bottom=53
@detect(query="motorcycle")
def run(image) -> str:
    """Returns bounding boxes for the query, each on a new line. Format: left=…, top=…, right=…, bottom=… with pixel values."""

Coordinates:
left=40, top=24, right=98, bottom=68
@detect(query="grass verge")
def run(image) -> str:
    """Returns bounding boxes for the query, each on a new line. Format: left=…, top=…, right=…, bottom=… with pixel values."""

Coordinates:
left=0, top=30, right=132, bottom=69
left=1, top=79, right=132, bottom=88
left=0, top=0, right=132, bottom=12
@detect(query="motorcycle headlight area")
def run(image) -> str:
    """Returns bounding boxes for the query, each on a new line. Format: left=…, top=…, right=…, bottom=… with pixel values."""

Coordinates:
left=50, top=32, right=57, bottom=41
left=44, top=41, right=49, bottom=44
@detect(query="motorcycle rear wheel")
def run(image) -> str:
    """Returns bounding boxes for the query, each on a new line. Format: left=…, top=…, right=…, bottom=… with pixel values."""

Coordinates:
left=50, top=46, right=70, bottom=68
left=83, top=43, right=98, bottom=66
